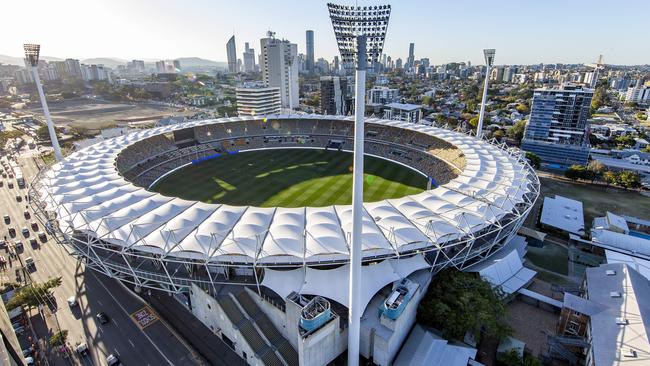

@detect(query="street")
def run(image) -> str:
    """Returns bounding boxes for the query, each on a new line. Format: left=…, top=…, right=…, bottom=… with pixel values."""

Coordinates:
left=0, top=147, right=201, bottom=366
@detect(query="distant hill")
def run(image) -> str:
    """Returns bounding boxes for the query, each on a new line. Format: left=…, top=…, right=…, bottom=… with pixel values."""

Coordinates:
left=0, top=54, right=62, bottom=66
left=81, top=57, right=128, bottom=68
left=176, top=57, right=227, bottom=69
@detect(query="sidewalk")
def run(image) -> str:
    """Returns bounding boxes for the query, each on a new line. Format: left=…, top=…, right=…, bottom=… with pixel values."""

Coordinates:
left=141, top=290, right=245, bottom=366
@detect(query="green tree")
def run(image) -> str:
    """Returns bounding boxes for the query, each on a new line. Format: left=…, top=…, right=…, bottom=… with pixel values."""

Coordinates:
left=617, top=171, right=641, bottom=189
left=36, top=125, right=63, bottom=143
left=603, top=170, right=618, bottom=186
left=515, top=104, right=530, bottom=114
left=417, top=269, right=512, bottom=345
left=565, top=165, right=588, bottom=181
left=590, top=84, right=610, bottom=112
left=507, top=120, right=527, bottom=144
left=525, top=151, right=541, bottom=169
left=614, top=135, right=636, bottom=148
left=493, top=129, right=505, bottom=141
left=50, top=330, right=68, bottom=347
left=5, top=277, right=63, bottom=310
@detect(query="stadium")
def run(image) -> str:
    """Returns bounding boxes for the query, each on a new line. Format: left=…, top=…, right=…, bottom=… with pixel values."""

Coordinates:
left=30, top=115, right=540, bottom=366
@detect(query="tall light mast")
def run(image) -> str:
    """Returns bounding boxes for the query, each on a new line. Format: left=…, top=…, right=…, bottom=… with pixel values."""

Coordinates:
left=327, top=4, right=391, bottom=365
left=24, top=44, right=63, bottom=161
left=477, top=49, right=495, bottom=139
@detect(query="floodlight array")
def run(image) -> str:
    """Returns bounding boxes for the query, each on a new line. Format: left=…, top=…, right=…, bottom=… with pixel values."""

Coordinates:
left=484, top=49, right=496, bottom=67
left=327, top=3, right=391, bottom=68
left=24, top=44, right=41, bottom=67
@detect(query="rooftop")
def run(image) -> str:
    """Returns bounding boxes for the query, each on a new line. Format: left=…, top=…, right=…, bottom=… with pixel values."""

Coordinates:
left=540, top=195, right=585, bottom=235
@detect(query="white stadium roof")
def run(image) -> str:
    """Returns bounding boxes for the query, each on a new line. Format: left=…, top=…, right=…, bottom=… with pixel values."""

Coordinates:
left=36, top=115, right=537, bottom=266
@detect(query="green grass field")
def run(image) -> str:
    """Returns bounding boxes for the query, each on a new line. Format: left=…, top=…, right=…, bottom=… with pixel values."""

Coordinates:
left=152, top=149, right=428, bottom=207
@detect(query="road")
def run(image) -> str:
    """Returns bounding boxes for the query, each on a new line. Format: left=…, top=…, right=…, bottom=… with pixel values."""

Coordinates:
left=1, top=147, right=201, bottom=366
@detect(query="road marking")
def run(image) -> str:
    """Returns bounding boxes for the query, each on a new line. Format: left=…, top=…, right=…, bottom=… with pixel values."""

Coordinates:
left=131, top=306, right=159, bottom=330
left=90, top=271, right=174, bottom=366
left=112, top=319, right=119, bottom=327
left=97, top=300, right=103, bottom=306
left=114, top=348, right=120, bottom=356
left=128, top=339, right=135, bottom=348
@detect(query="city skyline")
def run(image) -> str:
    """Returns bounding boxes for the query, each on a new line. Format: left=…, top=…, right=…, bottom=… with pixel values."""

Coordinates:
left=2, top=0, right=649, bottom=66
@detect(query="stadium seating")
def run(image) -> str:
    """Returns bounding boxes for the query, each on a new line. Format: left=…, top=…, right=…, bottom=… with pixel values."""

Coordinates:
left=116, top=119, right=467, bottom=190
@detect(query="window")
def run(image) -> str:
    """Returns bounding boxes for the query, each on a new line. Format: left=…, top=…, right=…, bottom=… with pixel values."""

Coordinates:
left=567, top=321, right=580, bottom=335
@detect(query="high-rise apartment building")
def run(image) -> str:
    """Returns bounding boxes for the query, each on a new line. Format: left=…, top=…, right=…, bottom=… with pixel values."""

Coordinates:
left=521, top=84, right=594, bottom=166
left=320, top=76, right=350, bottom=115
left=625, top=85, right=650, bottom=104
left=260, top=32, right=299, bottom=109
left=243, top=43, right=256, bottom=73
left=226, top=35, right=238, bottom=73
left=306, top=30, right=315, bottom=73
left=65, top=58, right=82, bottom=78
left=236, top=84, right=282, bottom=116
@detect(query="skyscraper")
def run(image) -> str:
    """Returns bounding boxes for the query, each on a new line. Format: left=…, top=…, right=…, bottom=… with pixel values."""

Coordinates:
left=243, top=42, right=256, bottom=73
left=226, top=35, right=237, bottom=73
left=261, top=31, right=299, bottom=109
left=407, top=43, right=415, bottom=69
left=306, top=30, right=315, bottom=73
left=521, top=84, right=594, bottom=165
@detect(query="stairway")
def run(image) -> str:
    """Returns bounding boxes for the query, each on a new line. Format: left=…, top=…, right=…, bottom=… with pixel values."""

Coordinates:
left=218, top=289, right=298, bottom=366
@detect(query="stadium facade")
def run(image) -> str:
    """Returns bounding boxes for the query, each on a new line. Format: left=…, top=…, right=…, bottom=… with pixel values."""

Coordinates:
left=30, top=115, right=539, bottom=366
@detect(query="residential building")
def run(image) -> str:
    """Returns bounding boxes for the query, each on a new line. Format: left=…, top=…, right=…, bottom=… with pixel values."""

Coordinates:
left=65, top=58, right=82, bottom=77
left=306, top=30, right=314, bottom=73
left=521, top=84, right=593, bottom=166
left=384, top=103, right=422, bottom=123
left=320, top=76, right=350, bottom=116
left=227, top=35, right=238, bottom=73
left=260, top=31, right=299, bottom=109
left=243, top=43, right=256, bottom=73
left=406, top=43, right=414, bottom=69
left=235, top=85, right=282, bottom=116
left=625, top=86, right=650, bottom=104
left=367, top=86, right=399, bottom=105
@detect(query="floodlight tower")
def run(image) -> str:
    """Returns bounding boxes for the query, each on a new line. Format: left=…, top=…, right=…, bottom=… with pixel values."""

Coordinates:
left=476, top=49, right=495, bottom=139
left=24, top=44, right=63, bottom=161
left=327, top=4, right=391, bottom=365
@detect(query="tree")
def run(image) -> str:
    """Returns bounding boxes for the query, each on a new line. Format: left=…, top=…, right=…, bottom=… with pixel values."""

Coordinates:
left=525, top=151, right=541, bottom=169
left=587, top=160, right=606, bottom=181
left=564, top=165, right=588, bottom=181
left=36, top=125, right=62, bottom=143
left=5, top=277, right=63, bottom=310
left=617, top=171, right=641, bottom=189
left=614, top=135, right=636, bottom=149
left=590, top=84, right=610, bottom=112
left=603, top=170, right=618, bottom=186
left=493, top=129, right=505, bottom=141
left=417, top=269, right=512, bottom=344
left=515, top=104, right=529, bottom=115
left=507, top=120, right=527, bottom=144
left=497, top=350, right=542, bottom=366
left=50, top=330, right=68, bottom=347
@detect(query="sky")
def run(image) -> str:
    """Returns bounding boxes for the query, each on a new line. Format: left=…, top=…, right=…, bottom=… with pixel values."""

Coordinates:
left=1, top=0, right=649, bottom=65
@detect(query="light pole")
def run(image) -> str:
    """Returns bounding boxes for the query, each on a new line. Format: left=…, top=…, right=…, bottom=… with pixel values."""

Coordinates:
left=24, top=44, right=63, bottom=161
left=327, top=4, right=391, bottom=365
left=477, top=49, right=495, bottom=139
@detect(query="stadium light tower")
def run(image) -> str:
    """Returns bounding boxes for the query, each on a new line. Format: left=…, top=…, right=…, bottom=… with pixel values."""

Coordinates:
left=476, top=49, right=495, bottom=139
left=327, top=4, right=390, bottom=365
left=24, top=44, right=63, bottom=161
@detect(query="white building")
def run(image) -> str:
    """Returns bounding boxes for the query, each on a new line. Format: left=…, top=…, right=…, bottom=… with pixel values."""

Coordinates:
left=367, top=86, right=399, bottom=105
left=383, top=103, right=422, bottom=123
left=235, top=86, right=282, bottom=116
left=625, top=86, right=650, bottom=104
left=260, top=32, right=299, bottom=110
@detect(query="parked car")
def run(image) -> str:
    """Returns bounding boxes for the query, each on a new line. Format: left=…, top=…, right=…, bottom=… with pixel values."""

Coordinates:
left=8, top=227, right=15, bottom=237
left=15, top=195, right=22, bottom=202
left=75, top=342, right=88, bottom=356
left=67, top=296, right=78, bottom=307
left=29, top=238, right=37, bottom=248
left=21, top=228, right=29, bottom=237
left=38, top=232, right=46, bottom=242
left=25, top=257, right=34, bottom=268
left=14, top=241, right=23, bottom=251
left=3, top=215, right=9, bottom=224
left=0, top=240, right=6, bottom=249
left=96, top=312, right=110, bottom=324
left=24, top=211, right=30, bottom=219
left=30, top=222, right=38, bottom=231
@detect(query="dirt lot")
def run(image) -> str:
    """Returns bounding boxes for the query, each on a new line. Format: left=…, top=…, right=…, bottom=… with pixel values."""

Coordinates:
left=26, top=98, right=194, bottom=129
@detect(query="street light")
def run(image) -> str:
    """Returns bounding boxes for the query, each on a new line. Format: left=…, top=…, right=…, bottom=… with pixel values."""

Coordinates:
left=24, top=44, right=63, bottom=161
left=327, top=4, right=391, bottom=366
left=476, top=49, right=495, bottom=139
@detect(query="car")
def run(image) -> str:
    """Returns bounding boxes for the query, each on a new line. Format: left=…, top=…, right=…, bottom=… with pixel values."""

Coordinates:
left=24, top=211, right=30, bottom=220
left=75, top=342, right=88, bottom=356
left=14, top=241, right=23, bottom=251
left=38, top=232, right=47, bottom=242
left=29, top=238, right=37, bottom=248
left=3, top=215, right=9, bottom=224
left=25, top=257, right=34, bottom=268
left=0, top=181, right=3, bottom=187
left=67, top=296, right=78, bottom=307
left=24, top=356, right=34, bottom=365
left=0, top=240, right=6, bottom=249
left=21, top=228, right=29, bottom=237
left=106, top=354, right=120, bottom=365
left=7, top=182, right=13, bottom=189
left=8, top=227, right=16, bottom=237
left=96, top=312, right=109, bottom=324
left=30, top=222, right=38, bottom=231
left=15, top=195, right=22, bottom=202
